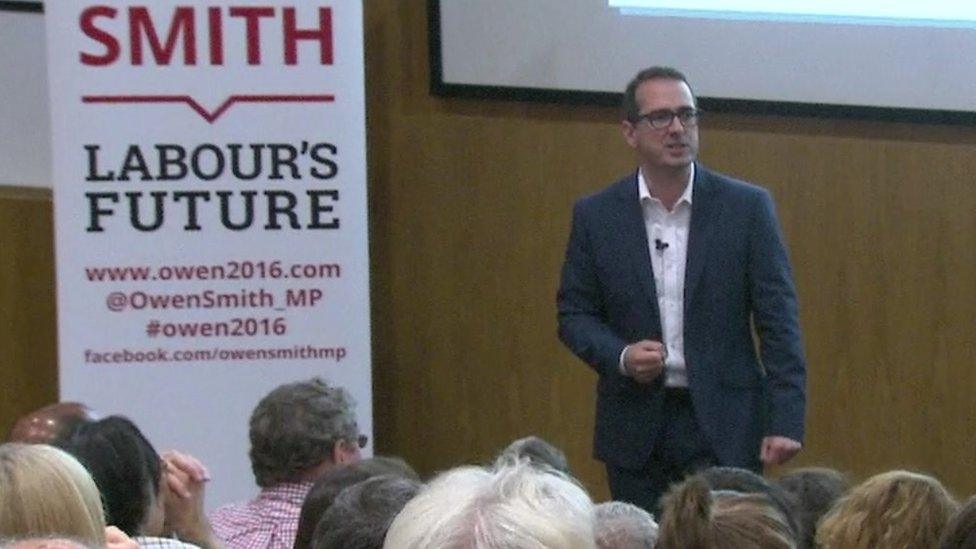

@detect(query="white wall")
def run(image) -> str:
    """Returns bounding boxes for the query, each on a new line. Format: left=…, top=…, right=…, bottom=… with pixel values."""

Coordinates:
left=0, top=8, right=50, bottom=188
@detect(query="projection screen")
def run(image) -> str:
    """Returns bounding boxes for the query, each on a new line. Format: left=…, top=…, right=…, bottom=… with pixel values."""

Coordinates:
left=431, top=0, right=976, bottom=123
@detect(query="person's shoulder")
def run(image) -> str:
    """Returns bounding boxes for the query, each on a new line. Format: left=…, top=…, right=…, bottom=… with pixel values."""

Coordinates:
left=695, top=165, right=768, bottom=194
left=574, top=172, right=636, bottom=211
left=209, top=500, right=255, bottom=531
left=697, top=165, right=774, bottom=206
left=208, top=504, right=267, bottom=547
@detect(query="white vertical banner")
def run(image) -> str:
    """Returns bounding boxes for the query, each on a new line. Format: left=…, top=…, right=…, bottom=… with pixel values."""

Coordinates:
left=47, top=1, right=371, bottom=507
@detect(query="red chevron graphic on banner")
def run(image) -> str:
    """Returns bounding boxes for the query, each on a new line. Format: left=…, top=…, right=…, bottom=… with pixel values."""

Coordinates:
left=81, top=94, right=336, bottom=123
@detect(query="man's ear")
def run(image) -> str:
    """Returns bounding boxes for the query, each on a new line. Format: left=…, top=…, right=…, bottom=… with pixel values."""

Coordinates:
left=621, top=120, right=638, bottom=148
left=331, top=439, right=352, bottom=465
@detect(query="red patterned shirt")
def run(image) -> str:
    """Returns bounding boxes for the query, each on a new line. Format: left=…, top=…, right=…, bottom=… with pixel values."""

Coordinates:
left=210, top=481, right=314, bottom=549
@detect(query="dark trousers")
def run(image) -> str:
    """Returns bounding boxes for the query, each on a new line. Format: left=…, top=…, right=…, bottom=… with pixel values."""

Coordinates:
left=605, top=388, right=717, bottom=518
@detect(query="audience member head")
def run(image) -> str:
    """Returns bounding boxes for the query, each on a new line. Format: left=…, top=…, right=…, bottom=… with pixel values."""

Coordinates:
left=311, top=475, right=421, bottom=549
left=700, top=466, right=800, bottom=540
left=657, top=475, right=796, bottom=549
left=940, top=495, right=976, bottom=549
left=0, top=443, right=106, bottom=546
left=774, top=467, right=849, bottom=548
left=816, top=470, right=958, bottom=549
left=496, top=436, right=571, bottom=475
left=384, top=460, right=595, bottom=549
left=55, top=416, right=164, bottom=537
left=249, top=378, right=362, bottom=488
left=593, top=501, right=658, bottom=549
left=295, top=456, right=420, bottom=549
left=6, top=403, right=99, bottom=445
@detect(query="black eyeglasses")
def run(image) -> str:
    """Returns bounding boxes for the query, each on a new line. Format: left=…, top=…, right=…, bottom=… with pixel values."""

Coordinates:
left=633, top=108, right=701, bottom=130
left=336, top=434, right=368, bottom=450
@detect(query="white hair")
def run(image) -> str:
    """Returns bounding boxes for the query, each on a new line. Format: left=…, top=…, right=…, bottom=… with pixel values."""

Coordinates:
left=383, top=460, right=595, bottom=549
left=593, top=501, right=658, bottom=549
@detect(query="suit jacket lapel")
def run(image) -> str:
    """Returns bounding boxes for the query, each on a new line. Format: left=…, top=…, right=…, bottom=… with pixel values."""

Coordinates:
left=685, top=166, right=718, bottom=309
left=615, top=174, right=660, bottom=320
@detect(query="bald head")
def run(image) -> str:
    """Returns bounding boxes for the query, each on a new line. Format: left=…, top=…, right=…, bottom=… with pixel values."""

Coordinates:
left=6, top=403, right=99, bottom=444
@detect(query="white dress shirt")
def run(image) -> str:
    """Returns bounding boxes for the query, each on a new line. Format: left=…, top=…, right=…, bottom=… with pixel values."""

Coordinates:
left=619, top=167, right=694, bottom=387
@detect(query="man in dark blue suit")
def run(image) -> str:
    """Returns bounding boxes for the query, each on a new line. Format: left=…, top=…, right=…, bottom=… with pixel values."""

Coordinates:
left=557, top=67, right=806, bottom=513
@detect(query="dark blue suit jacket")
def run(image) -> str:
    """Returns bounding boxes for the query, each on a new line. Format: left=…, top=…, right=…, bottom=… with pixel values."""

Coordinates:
left=557, top=165, right=806, bottom=470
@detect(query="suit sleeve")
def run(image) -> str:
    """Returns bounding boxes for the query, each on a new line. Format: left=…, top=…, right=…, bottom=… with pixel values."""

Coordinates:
left=749, top=190, right=807, bottom=443
left=557, top=201, right=629, bottom=378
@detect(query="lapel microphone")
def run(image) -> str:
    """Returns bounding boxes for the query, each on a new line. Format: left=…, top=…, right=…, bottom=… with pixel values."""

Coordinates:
left=654, top=238, right=670, bottom=252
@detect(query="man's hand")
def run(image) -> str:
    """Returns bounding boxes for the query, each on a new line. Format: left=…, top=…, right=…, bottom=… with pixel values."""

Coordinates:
left=760, top=436, right=802, bottom=466
left=162, top=450, right=221, bottom=549
left=163, top=450, right=210, bottom=498
left=623, top=340, right=666, bottom=384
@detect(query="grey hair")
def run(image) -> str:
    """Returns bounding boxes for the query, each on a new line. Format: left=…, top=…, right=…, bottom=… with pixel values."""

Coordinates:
left=383, top=460, right=595, bottom=549
left=248, top=378, right=358, bottom=487
left=311, top=475, right=421, bottom=549
left=593, top=501, right=658, bottom=549
left=496, top=436, right=571, bottom=475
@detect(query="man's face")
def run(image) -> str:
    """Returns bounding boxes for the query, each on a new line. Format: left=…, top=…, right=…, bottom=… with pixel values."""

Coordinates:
left=622, top=78, right=699, bottom=171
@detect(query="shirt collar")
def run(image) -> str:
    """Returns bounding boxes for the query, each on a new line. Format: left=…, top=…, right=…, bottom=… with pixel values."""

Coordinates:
left=637, top=164, right=695, bottom=207
left=257, top=481, right=315, bottom=505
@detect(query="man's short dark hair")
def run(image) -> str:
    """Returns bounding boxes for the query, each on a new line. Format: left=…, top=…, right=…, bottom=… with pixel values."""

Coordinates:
left=249, top=378, right=358, bottom=487
left=311, top=475, right=421, bottom=549
left=775, top=467, right=849, bottom=549
left=622, top=66, right=694, bottom=122
left=55, top=416, right=161, bottom=536
left=496, top=436, right=571, bottom=475
left=294, top=456, right=420, bottom=549
left=940, top=494, right=976, bottom=549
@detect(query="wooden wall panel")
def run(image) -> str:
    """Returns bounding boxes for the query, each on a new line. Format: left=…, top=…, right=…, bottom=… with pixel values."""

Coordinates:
left=1, top=0, right=975, bottom=504
left=365, top=0, right=976, bottom=500
left=701, top=125, right=976, bottom=488
left=0, top=188, right=58, bottom=438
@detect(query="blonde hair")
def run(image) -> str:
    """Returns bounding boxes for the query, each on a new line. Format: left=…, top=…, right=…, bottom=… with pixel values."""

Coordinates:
left=657, top=476, right=796, bottom=549
left=816, top=470, right=958, bottom=549
left=0, top=444, right=107, bottom=546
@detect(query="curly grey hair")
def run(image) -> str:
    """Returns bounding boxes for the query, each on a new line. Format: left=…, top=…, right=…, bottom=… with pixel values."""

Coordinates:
left=249, top=378, right=358, bottom=487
